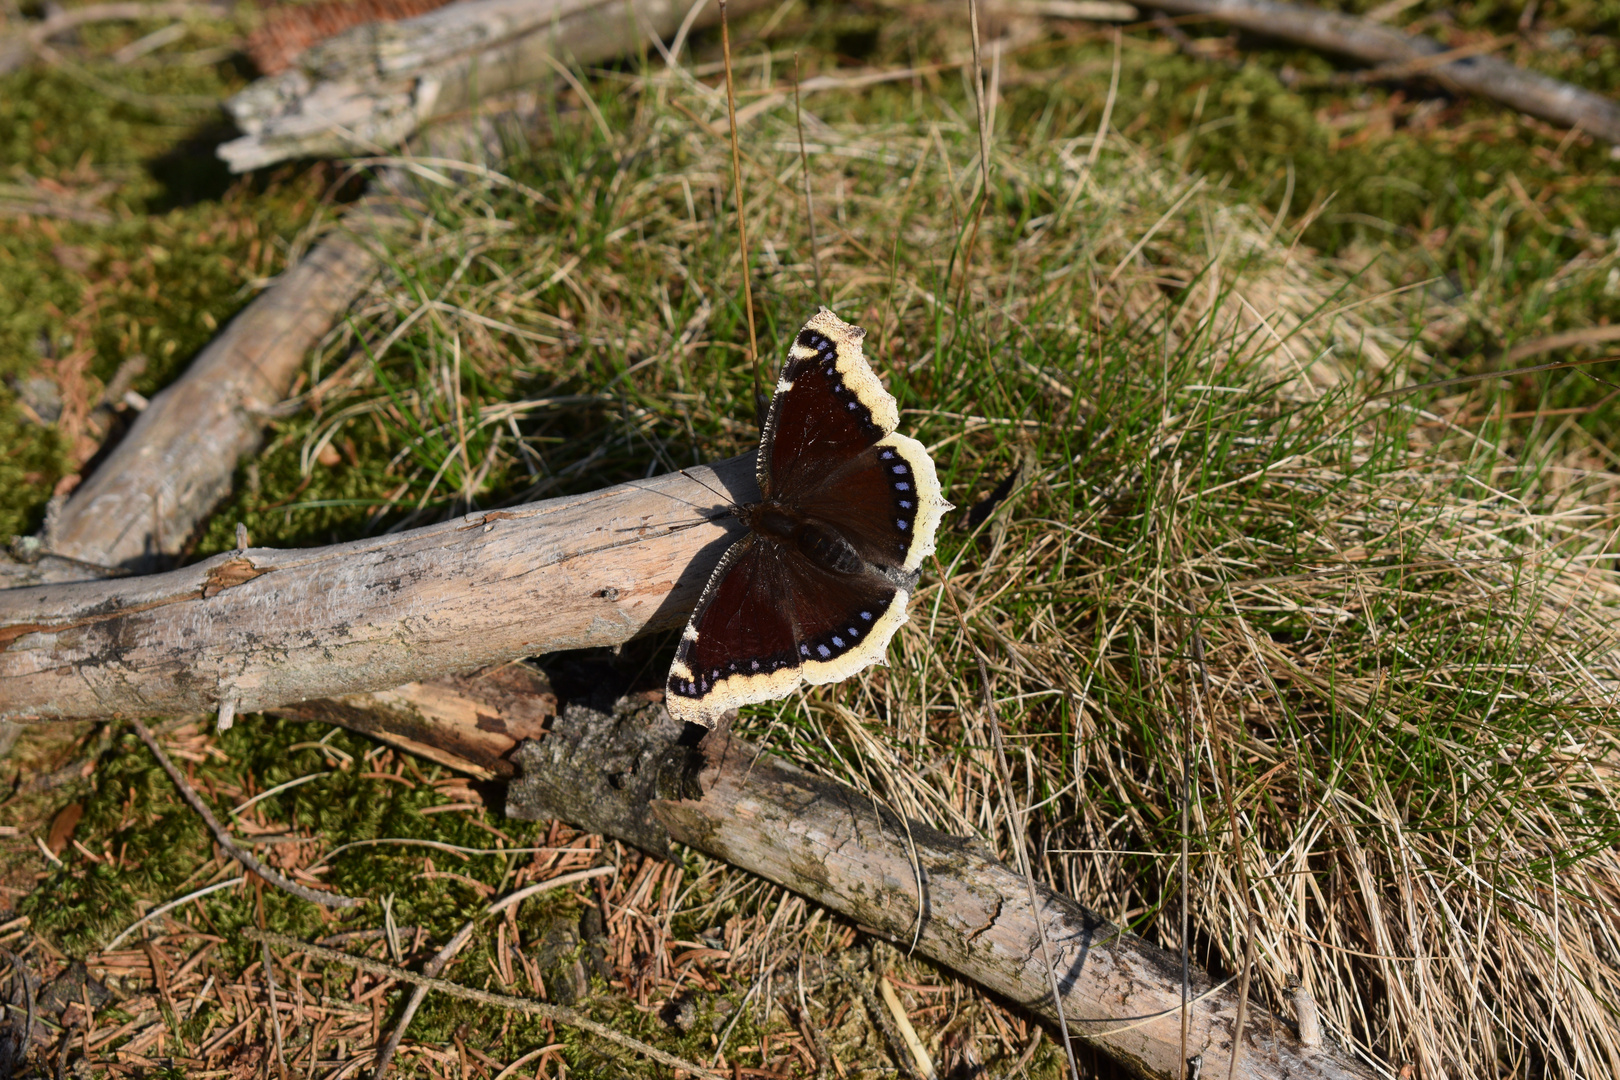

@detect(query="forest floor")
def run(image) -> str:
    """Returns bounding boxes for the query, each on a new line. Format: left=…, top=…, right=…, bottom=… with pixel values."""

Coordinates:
left=2, top=0, right=1619, bottom=1076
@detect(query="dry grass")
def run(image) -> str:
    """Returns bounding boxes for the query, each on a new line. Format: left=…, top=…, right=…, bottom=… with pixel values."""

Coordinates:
left=8, top=16, right=1620, bottom=1080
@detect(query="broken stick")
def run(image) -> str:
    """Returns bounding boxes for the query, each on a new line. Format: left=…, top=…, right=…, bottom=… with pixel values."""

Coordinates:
left=1144, top=0, right=1620, bottom=143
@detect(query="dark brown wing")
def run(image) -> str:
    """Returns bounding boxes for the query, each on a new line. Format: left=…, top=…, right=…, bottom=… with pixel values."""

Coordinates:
left=667, top=308, right=946, bottom=728
left=759, top=309, right=897, bottom=500
left=792, top=432, right=948, bottom=578
left=666, top=533, right=911, bottom=728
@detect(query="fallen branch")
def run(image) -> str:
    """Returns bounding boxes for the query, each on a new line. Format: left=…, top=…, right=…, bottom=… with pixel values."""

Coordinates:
left=0, top=456, right=753, bottom=722
left=219, top=0, right=777, bottom=172
left=5, top=0, right=747, bottom=588
left=1, top=203, right=392, bottom=587
left=505, top=696, right=1378, bottom=1080
left=1143, top=0, right=1620, bottom=143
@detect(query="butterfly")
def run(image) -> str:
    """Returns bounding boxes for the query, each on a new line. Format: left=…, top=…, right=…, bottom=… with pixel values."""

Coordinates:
left=667, top=308, right=950, bottom=728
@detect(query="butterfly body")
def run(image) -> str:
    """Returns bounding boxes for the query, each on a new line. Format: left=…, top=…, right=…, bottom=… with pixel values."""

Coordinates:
left=667, top=308, right=949, bottom=728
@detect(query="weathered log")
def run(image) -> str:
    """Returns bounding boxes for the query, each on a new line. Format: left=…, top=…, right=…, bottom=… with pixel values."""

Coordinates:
left=0, top=455, right=754, bottom=722
left=218, top=0, right=775, bottom=172
left=1143, top=0, right=1620, bottom=143
left=506, top=696, right=1378, bottom=1080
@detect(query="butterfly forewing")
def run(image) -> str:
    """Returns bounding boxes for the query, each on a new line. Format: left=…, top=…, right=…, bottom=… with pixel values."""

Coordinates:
left=761, top=315, right=898, bottom=499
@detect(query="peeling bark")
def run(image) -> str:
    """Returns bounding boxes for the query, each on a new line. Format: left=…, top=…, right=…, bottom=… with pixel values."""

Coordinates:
left=271, top=662, right=558, bottom=779
left=219, top=0, right=776, bottom=171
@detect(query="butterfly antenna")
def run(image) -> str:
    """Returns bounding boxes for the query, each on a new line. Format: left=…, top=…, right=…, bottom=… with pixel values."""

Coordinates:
left=678, top=468, right=735, bottom=508
left=793, top=53, right=822, bottom=303
left=719, top=0, right=765, bottom=427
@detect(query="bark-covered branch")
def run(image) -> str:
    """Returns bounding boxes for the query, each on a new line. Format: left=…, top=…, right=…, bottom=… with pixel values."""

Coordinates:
left=219, top=0, right=775, bottom=172
left=1144, top=0, right=1620, bottom=143
left=507, top=696, right=1378, bottom=1080
left=0, top=455, right=755, bottom=722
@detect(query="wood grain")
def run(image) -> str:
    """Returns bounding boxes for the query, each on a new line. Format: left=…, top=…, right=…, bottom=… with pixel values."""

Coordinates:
left=271, top=662, right=559, bottom=779
left=0, top=455, right=755, bottom=721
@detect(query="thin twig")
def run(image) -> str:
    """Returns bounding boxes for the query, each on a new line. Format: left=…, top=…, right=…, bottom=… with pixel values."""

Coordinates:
left=242, top=928, right=727, bottom=1080
left=793, top=53, right=823, bottom=302
left=719, top=0, right=762, bottom=414
left=262, top=940, right=287, bottom=1079
left=372, top=868, right=615, bottom=1077
left=1009, top=1028, right=1043, bottom=1077
left=372, top=920, right=476, bottom=1077
left=129, top=719, right=363, bottom=908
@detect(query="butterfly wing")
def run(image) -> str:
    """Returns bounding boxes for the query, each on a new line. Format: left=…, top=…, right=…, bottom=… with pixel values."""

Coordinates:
left=759, top=308, right=897, bottom=499
left=667, top=308, right=948, bottom=728
left=666, top=533, right=911, bottom=728
left=793, top=432, right=949, bottom=577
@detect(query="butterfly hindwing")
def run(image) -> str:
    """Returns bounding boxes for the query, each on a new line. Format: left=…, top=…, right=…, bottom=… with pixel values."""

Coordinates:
left=667, top=533, right=910, bottom=727
left=777, top=556, right=910, bottom=686
left=669, top=535, right=802, bottom=713
left=793, top=431, right=945, bottom=576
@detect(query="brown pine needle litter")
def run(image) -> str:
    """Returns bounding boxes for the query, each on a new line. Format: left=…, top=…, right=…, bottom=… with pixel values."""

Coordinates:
left=9, top=18, right=1620, bottom=1080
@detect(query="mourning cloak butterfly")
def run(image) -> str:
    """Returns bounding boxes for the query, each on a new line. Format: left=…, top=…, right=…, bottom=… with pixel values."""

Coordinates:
left=667, top=308, right=950, bottom=728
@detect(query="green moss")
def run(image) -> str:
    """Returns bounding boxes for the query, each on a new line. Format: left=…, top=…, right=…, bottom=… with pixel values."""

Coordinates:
left=22, top=717, right=558, bottom=958
left=0, top=399, right=66, bottom=539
